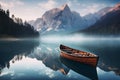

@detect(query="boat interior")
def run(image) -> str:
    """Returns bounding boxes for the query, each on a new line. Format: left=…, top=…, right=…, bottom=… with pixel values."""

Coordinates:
left=60, top=45, right=97, bottom=57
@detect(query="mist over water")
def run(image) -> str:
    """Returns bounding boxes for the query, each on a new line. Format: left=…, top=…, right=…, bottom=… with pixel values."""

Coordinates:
left=41, top=34, right=120, bottom=44
left=40, top=34, right=120, bottom=80
left=0, top=34, right=120, bottom=80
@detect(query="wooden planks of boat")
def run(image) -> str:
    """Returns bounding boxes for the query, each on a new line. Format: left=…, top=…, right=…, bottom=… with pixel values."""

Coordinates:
left=60, top=44, right=99, bottom=67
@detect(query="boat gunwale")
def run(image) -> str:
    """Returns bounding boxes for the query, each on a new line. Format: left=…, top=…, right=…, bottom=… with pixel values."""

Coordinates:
left=61, top=50, right=98, bottom=58
left=60, top=44, right=98, bottom=57
left=60, top=44, right=99, bottom=67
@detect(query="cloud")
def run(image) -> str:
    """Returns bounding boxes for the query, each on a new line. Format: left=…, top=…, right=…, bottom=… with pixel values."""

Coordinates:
left=0, top=0, right=24, bottom=9
left=66, top=0, right=107, bottom=16
left=38, top=0, right=57, bottom=10
left=44, top=69, right=55, bottom=78
left=0, top=71, right=15, bottom=77
left=0, top=0, right=112, bottom=20
left=80, top=3, right=106, bottom=16
left=0, top=1, right=14, bottom=8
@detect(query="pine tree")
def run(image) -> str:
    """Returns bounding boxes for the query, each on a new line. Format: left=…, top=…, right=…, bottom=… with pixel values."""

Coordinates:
left=6, top=9, right=10, bottom=17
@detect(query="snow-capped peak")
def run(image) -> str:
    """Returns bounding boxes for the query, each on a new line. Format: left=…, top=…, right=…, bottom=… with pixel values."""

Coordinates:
left=109, top=3, right=120, bottom=11
left=114, top=3, right=120, bottom=9
left=60, top=4, right=70, bottom=11
left=29, top=4, right=99, bottom=34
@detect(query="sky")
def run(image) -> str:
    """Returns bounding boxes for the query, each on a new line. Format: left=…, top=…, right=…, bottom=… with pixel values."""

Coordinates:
left=0, top=0, right=120, bottom=21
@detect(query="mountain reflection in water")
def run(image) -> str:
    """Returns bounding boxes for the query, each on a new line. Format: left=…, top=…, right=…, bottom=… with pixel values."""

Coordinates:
left=0, top=40, right=70, bottom=80
left=28, top=44, right=70, bottom=75
left=0, top=40, right=39, bottom=74
left=0, top=39, right=120, bottom=80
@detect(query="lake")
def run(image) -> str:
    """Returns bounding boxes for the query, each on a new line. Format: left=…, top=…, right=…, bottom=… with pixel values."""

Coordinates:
left=0, top=37, right=120, bottom=80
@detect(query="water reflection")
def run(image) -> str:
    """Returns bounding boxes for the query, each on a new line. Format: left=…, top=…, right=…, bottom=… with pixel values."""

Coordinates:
left=0, top=39, right=120, bottom=80
left=76, top=40, right=120, bottom=76
left=60, top=57, right=98, bottom=80
left=29, top=44, right=70, bottom=75
left=0, top=40, right=39, bottom=74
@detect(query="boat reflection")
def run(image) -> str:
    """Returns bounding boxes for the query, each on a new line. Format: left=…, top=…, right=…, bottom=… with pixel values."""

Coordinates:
left=0, top=41, right=70, bottom=76
left=60, top=57, right=98, bottom=80
left=78, top=41, right=120, bottom=76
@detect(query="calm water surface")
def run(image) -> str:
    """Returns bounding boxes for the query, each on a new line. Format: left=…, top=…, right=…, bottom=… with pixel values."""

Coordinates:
left=0, top=39, right=120, bottom=80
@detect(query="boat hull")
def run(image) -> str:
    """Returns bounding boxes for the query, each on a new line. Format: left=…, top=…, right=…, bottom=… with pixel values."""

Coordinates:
left=60, top=44, right=99, bottom=67
left=60, top=51, right=98, bottom=67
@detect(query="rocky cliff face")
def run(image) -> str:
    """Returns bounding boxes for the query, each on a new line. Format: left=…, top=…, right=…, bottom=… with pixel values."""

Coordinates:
left=80, top=3, right=120, bottom=36
left=29, top=3, right=120, bottom=35
left=30, top=4, right=87, bottom=34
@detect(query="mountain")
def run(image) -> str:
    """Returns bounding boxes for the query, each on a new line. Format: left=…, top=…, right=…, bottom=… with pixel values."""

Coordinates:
left=30, top=3, right=119, bottom=35
left=79, top=3, right=120, bottom=36
left=0, top=7, right=39, bottom=38
left=83, top=7, right=112, bottom=27
left=30, top=4, right=87, bottom=34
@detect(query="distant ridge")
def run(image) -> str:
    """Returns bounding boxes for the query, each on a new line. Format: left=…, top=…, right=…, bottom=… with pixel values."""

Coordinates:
left=79, top=3, right=120, bottom=36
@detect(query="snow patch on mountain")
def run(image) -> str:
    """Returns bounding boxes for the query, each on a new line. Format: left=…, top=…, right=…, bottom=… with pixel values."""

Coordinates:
left=30, top=4, right=87, bottom=34
left=29, top=4, right=116, bottom=34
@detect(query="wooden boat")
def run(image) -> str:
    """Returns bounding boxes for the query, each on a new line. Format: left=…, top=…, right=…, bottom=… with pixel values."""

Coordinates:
left=60, top=44, right=99, bottom=67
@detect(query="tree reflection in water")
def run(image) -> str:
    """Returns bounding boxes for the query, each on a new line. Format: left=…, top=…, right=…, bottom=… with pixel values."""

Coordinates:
left=0, top=40, right=39, bottom=74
